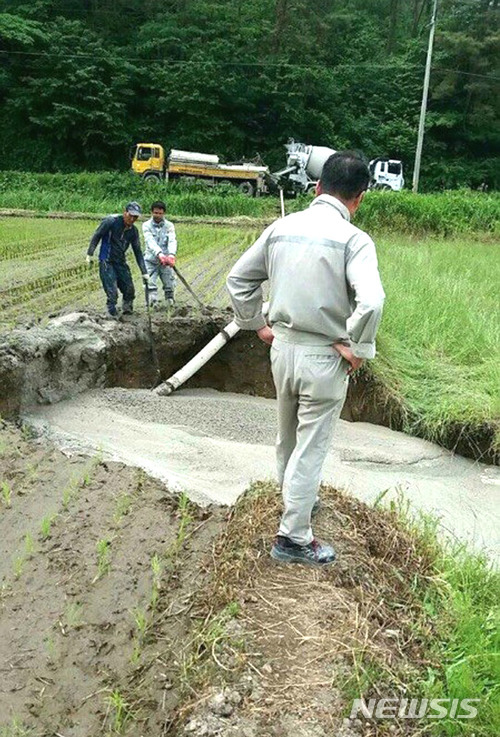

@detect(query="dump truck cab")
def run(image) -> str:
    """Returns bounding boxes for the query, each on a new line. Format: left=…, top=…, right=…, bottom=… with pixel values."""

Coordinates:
left=131, top=143, right=166, bottom=181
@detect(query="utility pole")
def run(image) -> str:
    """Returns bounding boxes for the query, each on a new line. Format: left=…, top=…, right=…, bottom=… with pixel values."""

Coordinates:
left=412, top=0, right=438, bottom=193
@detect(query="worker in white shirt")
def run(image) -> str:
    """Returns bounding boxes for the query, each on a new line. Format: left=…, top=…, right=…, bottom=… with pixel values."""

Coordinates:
left=142, top=200, right=178, bottom=308
left=227, top=151, right=385, bottom=567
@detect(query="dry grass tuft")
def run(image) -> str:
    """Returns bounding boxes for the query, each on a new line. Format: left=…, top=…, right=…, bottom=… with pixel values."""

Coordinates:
left=178, top=481, right=441, bottom=735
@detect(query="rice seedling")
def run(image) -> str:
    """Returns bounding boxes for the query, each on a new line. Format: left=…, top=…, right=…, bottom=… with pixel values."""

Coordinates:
left=61, top=477, right=79, bottom=510
left=176, top=492, right=193, bottom=550
left=150, top=553, right=163, bottom=610
left=113, top=492, right=133, bottom=525
left=0, top=717, right=33, bottom=737
left=40, top=513, right=57, bottom=540
left=105, top=689, right=134, bottom=734
left=1, top=481, right=12, bottom=508
left=131, top=607, right=148, bottom=640
left=43, top=635, right=56, bottom=664
left=25, top=463, right=39, bottom=484
left=23, top=533, right=35, bottom=558
left=93, top=538, right=112, bottom=581
left=12, top=555, right=24, bottom=579
left=130, top=606, right=149, bottom=664
left=82, top=452, right=103, bottom=485
left=64, top=600, right=83, bottom=629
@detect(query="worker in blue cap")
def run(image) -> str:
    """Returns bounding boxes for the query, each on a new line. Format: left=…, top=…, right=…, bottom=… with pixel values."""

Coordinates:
left=87, top=201, right=150, bottom=317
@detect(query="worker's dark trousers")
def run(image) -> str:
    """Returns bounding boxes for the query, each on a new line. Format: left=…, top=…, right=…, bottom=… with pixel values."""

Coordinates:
left=99, top=260, right=135, bottom=314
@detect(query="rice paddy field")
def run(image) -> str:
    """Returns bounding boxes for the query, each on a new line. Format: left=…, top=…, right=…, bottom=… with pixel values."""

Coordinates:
left=0, top=213, right=499, bottom=457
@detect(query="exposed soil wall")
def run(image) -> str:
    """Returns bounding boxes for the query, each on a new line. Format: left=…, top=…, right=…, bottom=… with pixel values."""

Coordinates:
left=0, top=309, right=497, bottom=464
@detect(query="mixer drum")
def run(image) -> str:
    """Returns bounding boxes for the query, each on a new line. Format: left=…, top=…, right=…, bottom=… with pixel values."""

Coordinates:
left=305, top=146, right=336, bottom=179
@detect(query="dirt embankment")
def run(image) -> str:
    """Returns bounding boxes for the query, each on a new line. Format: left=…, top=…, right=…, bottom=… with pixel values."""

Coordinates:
left=0, top=309, right=497, bottom=464
left=1, top=421, right=439, bottom=736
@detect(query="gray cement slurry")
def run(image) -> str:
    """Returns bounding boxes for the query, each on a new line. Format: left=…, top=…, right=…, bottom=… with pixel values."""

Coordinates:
left=25, top=388, right=499, bottom=560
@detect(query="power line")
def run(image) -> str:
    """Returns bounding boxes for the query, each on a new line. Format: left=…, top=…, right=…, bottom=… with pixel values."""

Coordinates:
left=435, top=67, right=500, bottom=80
left=0, top=49, right=419, bottom=67
left=0, top=49, right=498, bottom=81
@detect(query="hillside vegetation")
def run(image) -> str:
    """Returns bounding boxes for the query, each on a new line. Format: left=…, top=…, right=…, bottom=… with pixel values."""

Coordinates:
left=0, top=0, right=498, bottom=189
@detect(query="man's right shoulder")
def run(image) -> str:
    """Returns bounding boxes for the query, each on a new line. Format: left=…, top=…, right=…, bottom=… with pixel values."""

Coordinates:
left=101, top=214, right=118, bottom=227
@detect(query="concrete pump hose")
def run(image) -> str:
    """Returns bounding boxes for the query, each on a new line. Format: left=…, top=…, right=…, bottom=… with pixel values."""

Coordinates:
left=154, top=302, right=270, bottom=397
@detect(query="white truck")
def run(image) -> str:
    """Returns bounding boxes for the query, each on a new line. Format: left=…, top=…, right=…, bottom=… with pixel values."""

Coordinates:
left=273, top=140, right=404, bottom=194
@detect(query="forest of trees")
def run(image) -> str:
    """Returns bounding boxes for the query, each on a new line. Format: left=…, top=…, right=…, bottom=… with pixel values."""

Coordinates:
left=0, top=0, right=498, bottom=189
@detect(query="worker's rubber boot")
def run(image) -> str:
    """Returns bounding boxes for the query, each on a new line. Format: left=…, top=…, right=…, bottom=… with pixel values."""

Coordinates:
left=122, top=300, right=133, bottom=315
left=165, top=290, right=175, bottom=309
left=270, top=536, right=336, bottom=567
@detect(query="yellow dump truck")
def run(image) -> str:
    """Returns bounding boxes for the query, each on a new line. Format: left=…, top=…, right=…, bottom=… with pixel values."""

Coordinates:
left=131, top=143, right=270, bottom=196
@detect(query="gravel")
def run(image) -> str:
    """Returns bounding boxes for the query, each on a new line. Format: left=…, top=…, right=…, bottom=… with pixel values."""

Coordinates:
left=95, top=387, right=278, bottom=446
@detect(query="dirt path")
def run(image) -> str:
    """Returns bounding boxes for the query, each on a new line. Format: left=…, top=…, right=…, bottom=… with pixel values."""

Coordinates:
left=25, top=387, right=500, bottom=560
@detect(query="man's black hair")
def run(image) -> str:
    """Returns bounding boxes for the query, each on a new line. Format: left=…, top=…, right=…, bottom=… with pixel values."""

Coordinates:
left=151, top=200, right=166, bottom=211
left=320, top=151, right=370, bottom=200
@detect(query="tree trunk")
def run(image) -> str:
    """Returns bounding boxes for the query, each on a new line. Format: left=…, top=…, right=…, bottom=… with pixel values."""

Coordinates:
left=387, top=0, right=400, bottom=52
left=273, top=0, right=290, bottom=55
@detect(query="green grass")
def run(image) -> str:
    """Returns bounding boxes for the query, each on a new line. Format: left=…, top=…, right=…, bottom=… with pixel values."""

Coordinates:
left=396, top=503, right=500, bottom=737
left=373, top=234, right=500, bottom=449
left=0, top=171, right=277, bottom=218
left=0, top=171, right=498, bottom=234
left=356, top=189, right=500, bottom=236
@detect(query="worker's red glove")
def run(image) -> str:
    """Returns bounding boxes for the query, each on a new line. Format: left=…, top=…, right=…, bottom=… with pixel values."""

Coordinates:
left=158, top=253, right=169, bottom=266
left=165, top=255, right=176, bottom=267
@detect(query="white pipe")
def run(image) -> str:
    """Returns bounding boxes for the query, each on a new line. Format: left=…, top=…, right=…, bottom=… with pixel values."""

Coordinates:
left=154, top=302, right=270, bottom=396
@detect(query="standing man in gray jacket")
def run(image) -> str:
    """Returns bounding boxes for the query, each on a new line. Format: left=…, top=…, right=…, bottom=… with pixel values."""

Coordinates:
left=142, top=200, right=178, bottom=308
left=226, top=151, right=385, bottom=567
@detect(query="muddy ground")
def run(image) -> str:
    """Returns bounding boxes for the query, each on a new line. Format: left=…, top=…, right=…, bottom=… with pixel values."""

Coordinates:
left=0, top=420, right=227, bottom=735
left=1, top=420, right=443, bottom=737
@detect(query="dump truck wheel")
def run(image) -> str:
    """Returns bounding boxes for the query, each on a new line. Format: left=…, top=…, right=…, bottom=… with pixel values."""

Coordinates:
left=143, top=172, right=161, bottom=183
left=238, top=181, right=255, bottom=197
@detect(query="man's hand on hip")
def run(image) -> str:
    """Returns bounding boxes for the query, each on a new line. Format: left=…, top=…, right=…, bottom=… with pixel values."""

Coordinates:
left=257, top=325, right=274, bottom=345
left=333, top=342, right=364, bottom=374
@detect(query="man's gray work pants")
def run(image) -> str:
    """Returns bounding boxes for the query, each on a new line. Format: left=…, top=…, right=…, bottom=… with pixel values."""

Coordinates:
left=270, top=338, right=348, bottom=546
left=145, top=260, right=176, bottom=302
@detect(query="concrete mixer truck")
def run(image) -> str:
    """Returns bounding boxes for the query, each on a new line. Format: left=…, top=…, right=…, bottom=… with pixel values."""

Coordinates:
left=272, top=140, right=404, bottom=194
